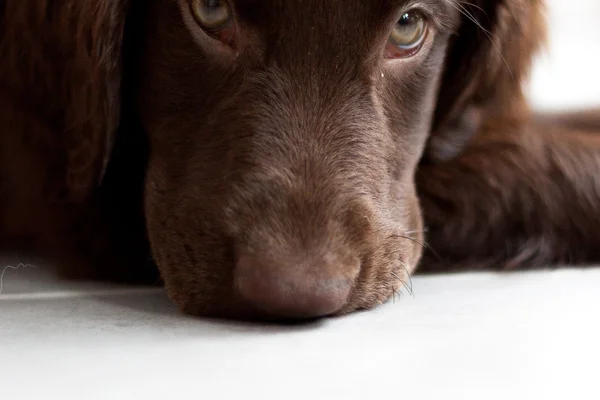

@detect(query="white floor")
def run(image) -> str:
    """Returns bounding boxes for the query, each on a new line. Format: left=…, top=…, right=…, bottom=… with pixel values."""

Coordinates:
left=2, top=1, right=600, bottom=399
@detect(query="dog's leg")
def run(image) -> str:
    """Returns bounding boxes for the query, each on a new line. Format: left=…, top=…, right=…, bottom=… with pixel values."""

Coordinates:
left=416, top=120, right=600, bottom=272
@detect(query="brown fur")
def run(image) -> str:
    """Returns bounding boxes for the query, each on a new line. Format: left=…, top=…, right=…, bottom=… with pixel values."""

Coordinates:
left=1, top=0, right=598, bottom=320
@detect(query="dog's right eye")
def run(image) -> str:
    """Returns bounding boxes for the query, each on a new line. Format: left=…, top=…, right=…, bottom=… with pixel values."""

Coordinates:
left=190, top=0, right=235, bottom=44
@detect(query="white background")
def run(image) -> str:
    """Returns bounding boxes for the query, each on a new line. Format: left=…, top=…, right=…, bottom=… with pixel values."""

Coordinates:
left=528, top=0, right=600, bottom=110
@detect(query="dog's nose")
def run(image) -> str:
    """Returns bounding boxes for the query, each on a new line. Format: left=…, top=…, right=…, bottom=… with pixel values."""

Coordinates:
left=233, top=253, right=357, bottom=319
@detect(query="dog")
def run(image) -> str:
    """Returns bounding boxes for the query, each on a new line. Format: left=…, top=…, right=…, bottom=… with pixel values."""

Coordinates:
left=1, top=0, right=599, bottom=320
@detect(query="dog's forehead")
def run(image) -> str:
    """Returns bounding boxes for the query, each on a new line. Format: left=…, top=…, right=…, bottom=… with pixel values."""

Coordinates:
left=233, top=0, right=420, bottom=9
left=232, top=0, right=453, bottom=13
left=221, top=0, right=457, bottom=66
left=233, top=0, right=410, bottom=25
left=231, top=0, right=456, bottom=35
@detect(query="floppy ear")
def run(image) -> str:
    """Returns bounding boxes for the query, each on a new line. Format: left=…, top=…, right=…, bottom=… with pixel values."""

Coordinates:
left=0, top=0, right=130, bottom=201
left=423, top=0, right=546, bottom=163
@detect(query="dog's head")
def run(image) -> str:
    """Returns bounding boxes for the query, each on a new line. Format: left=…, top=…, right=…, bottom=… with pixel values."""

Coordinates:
left=59, top=0, right=545, bottom=320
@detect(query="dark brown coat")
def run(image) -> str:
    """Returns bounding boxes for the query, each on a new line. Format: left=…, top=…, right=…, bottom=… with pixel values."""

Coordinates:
left=1, top=0, right=598, bottom=320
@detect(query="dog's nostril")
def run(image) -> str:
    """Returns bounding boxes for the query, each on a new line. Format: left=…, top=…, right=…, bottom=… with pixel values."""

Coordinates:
left=233, top=254, right=356, bottom=319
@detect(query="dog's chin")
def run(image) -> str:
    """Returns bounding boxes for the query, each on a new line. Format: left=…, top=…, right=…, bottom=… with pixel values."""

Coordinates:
left=157, top=241, right=420, bottom=322
left=163, top=278, right=391, bottom=323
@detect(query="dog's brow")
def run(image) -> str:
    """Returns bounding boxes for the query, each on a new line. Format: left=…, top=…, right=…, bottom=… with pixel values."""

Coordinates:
left=387, top=0, right=459, bottom=27
left=388, top=0, right=450, bottom=8
left=230, top=0, right=457, bottom=29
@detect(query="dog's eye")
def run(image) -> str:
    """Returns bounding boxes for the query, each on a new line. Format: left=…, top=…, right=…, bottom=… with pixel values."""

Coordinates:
left=190, top=0, right=235, bottom=43
left=386, top=11, right=428, bottom=58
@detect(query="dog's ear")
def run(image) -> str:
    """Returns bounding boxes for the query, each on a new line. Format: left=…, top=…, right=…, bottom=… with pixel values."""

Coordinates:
left=424, top=0, right=546, bottom=163
left=0, top=1, right=130, bottom=201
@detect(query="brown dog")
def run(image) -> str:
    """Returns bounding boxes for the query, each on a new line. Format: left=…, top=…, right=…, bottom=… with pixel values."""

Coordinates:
left=1, top=0, right=599, bottom=320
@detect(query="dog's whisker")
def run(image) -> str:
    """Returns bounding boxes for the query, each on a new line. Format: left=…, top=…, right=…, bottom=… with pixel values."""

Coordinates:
left=391, top=275, right=413, bottom=298
left=391, top=285, right=403, bottom=304
left=391, top=263, right=414, bottom=297
left=403, top=229, right=428, bottom=236
left=395, top=287, right=403, bottom=300
left=390, top=234, right=443, bottom=262
left=399, top=279, right=413, bottom=297
left=399, top=261, right=415, bottom=296
left=448, top=0, right=515, bottom=83
left=390, top=271, right=412, bottom=297
left=448, top=0, right=490, bottom=34
left=456, top=0, right=487, bottom=16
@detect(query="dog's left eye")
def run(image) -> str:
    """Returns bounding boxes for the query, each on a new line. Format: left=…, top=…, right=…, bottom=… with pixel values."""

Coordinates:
left=386, top=11, right=428, bottom=59
left=190, top=0, right=235, bottom=43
